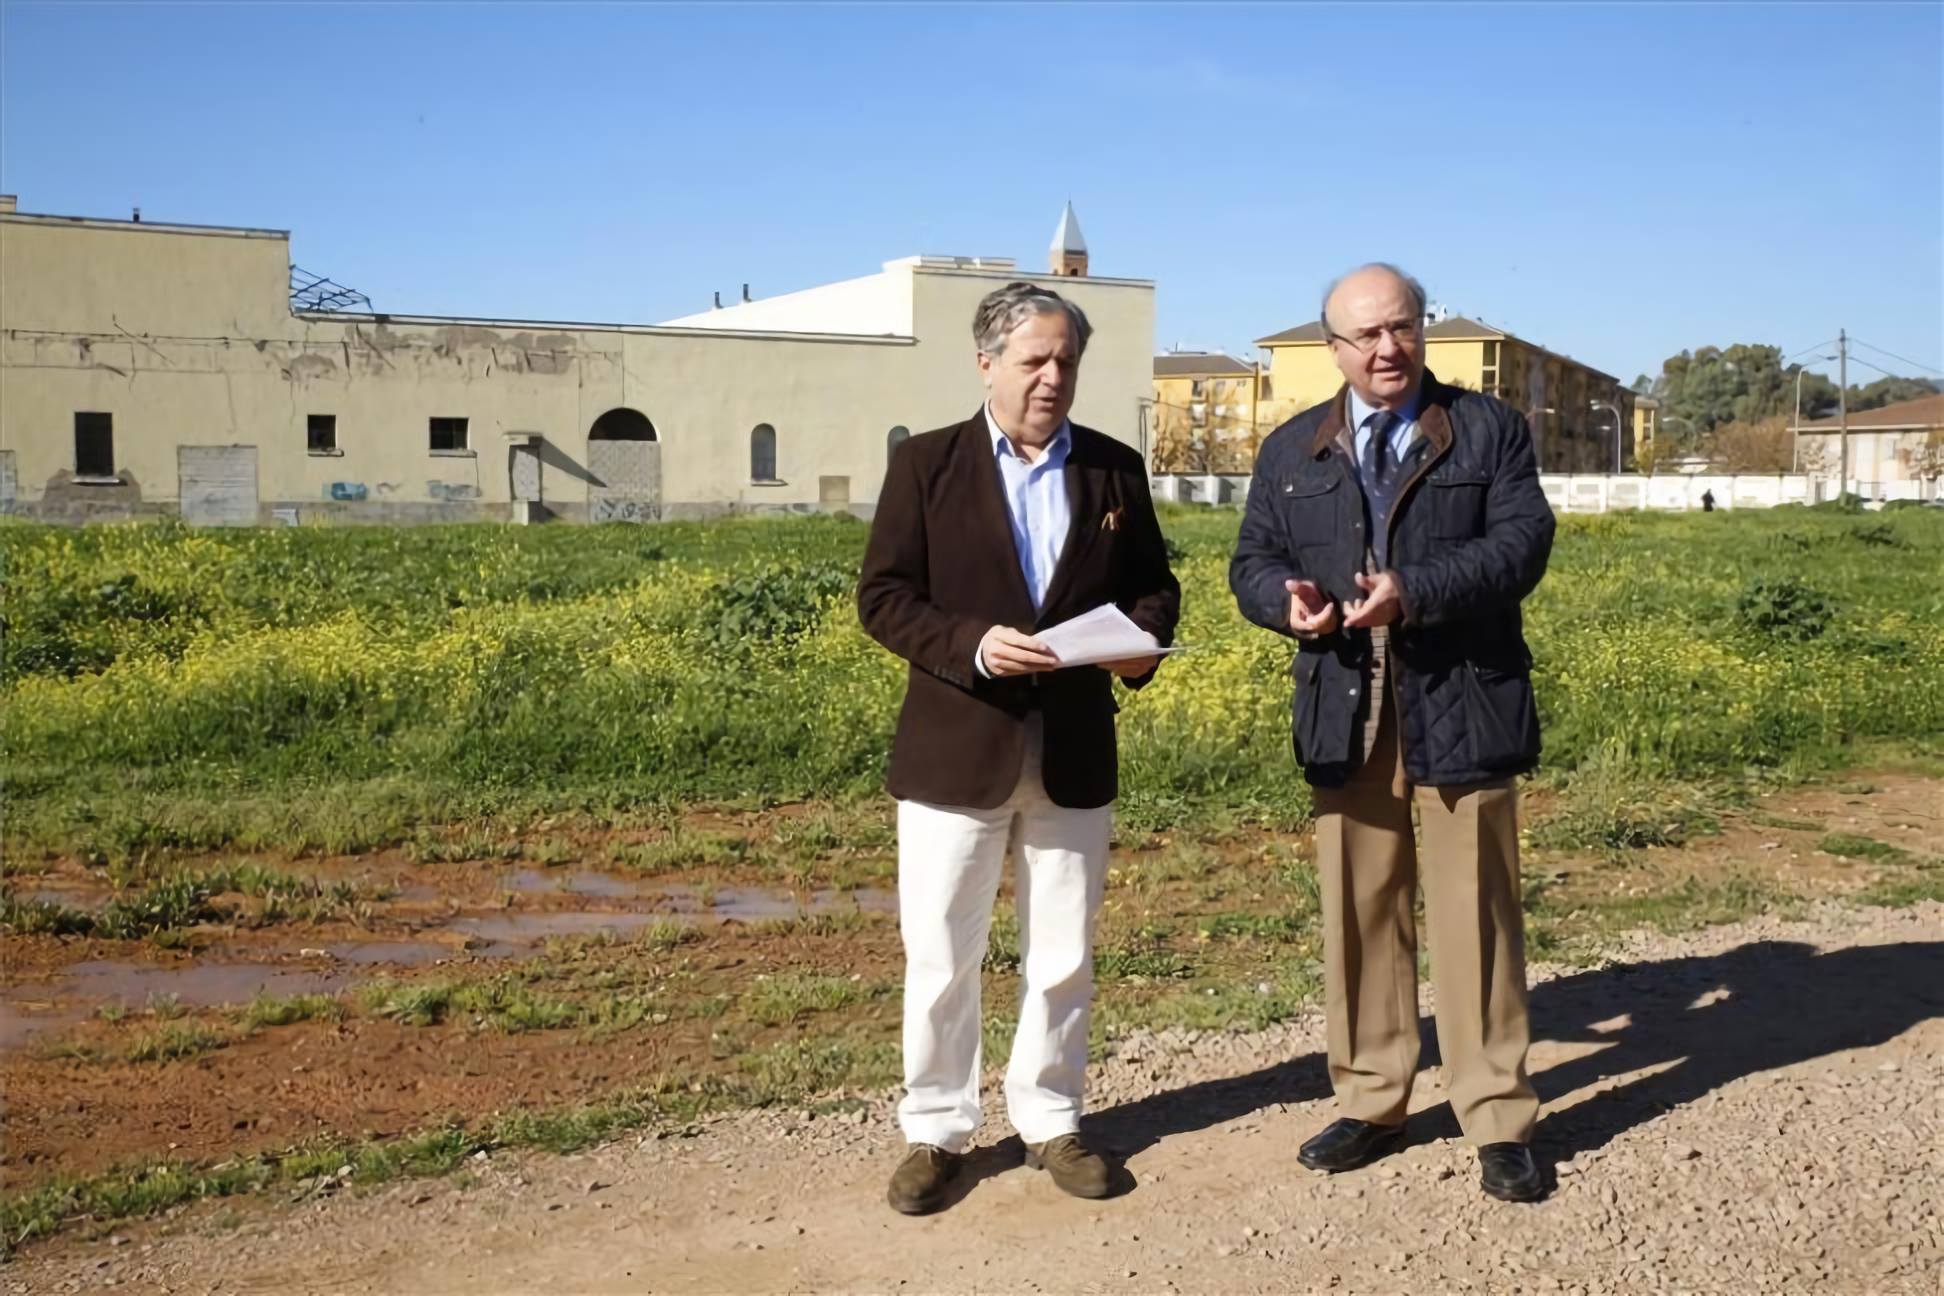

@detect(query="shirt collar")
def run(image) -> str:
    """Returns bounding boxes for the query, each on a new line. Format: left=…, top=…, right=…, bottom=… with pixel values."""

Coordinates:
left=984, top=402, right=1071, bottom=466
left=1347, top=382, right=1423, bottom=433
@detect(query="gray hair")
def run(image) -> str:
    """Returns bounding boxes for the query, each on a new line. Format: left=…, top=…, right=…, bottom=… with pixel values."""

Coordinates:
left=972, top=281, right=1093, bottom=358
left=1320, top=262, right=1427, bottom=336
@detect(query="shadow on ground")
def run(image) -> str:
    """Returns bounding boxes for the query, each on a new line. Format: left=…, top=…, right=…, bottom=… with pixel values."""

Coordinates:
left=1083, top=938, right=1944, bottom=1175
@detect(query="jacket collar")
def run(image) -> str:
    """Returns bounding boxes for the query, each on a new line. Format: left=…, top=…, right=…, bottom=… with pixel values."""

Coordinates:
left=1313, top=370, right=1455, bottom=462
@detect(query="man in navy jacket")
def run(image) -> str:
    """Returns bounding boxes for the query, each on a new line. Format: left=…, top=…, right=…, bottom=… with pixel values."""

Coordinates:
left=1230, top=263, right=1555, bottom=1202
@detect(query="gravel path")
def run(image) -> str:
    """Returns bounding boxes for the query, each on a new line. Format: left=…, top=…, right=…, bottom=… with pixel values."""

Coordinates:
left=13, top=900, right=1941, bottom=1294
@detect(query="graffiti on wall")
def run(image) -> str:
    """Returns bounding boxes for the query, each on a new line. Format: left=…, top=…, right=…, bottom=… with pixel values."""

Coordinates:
left=426, top=481, right=482, bottom=502
left=327, top=481, right=369, bottom=502
left=591, top=497, right=660, bottom=523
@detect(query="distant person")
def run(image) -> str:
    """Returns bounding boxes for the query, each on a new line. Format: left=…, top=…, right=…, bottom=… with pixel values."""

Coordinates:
left=858, top=281, right=1180, bottom=1215
left=1229, top=263, right=1556, bottom=1202
left=1701, top=488, right=1717, bottom=512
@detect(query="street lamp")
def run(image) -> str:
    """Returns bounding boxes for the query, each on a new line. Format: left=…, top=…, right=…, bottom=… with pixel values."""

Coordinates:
left=1527, top=406, right=1556, bottom=470
left=1590, top=400, right=1624, bottom=474
left=1657, top=415, right=1695, bottom=474
left=1791, top=357, right=1837, bottom=473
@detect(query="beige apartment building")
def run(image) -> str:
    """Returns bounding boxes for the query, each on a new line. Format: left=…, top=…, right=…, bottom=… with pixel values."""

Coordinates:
left=1793, top=393, right=1944, bottom=492
left=0, top=198, right=1153, bottom=524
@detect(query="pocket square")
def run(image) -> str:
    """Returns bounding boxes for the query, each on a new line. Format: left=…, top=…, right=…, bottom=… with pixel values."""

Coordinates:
left=1101, top=506, right=1126, bottom=531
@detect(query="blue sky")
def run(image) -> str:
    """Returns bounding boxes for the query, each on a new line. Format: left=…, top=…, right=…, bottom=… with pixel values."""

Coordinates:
left=4, top=2, right=1938, bottom=386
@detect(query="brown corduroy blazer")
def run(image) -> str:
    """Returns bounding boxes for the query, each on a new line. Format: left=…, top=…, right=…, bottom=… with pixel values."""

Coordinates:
left=857, top=411, right=1181, bottom=809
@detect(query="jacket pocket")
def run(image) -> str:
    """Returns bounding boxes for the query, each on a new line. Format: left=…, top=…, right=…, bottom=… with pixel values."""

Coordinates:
left=1279, top=475, right=1342, bottom=547
left=1461, top=663, right=1539, bottom=772
left=1425, top=471, right=1490, bottom=539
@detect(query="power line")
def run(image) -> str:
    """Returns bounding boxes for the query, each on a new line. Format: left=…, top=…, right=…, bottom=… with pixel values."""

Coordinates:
left=1784, top=338, right=1841, bottom=362
left=1842, top=353, right=1908, bottom=382
left=1849, top=337, right=1943, bottom=377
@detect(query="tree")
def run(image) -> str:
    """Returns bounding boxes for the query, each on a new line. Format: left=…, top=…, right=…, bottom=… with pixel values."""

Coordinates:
left=1647, top=344, right=1859, bottom=432
left=1634, top=435, right=1678, bottom=475
left=1644, top=346, right=1937, bottom=436
left=1794, top=370, right=1840, bottom=423
left=1705, top=416, right=1793, bottom=473
left=1849, top=376, right=1938, bottom=411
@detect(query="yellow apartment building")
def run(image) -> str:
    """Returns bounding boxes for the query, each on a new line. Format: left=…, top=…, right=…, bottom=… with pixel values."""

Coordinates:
left=1633, top=395, right=1661, bottom=466
left=1150, top=351, right=1263, bottom=472
left=1252, top=315, right=1635, bottom=473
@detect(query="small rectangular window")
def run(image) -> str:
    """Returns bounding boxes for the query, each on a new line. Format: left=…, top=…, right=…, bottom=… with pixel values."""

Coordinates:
left=429, top=417, right=469, bottom=452
left=75, top=412, right=114, bottom=477
left=308, top=414, right=338, bottom=453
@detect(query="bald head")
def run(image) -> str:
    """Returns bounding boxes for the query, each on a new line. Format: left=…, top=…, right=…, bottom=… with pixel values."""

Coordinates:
left=1321, top=263, right=1428, bottom=410
left=1320, top=263, right=1426, bottom=338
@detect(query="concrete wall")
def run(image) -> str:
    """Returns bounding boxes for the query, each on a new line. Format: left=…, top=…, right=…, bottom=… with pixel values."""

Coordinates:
left=1151, top=471, right=1937, bottom=512
left=0, top=212, right=1155, bottom=524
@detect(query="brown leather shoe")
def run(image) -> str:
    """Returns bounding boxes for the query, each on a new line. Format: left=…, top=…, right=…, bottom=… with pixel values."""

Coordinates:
left=887, top=1143, right=962, bottom=1215
left=1024, top=1133, right=1113, bottom=1199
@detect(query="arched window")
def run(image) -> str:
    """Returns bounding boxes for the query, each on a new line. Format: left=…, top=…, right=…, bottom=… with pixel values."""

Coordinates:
left=590, top=408, right=657, bottom=441
left=750, top=423, right=778, bottom=482
left=887, top=425, right=910, bottom=458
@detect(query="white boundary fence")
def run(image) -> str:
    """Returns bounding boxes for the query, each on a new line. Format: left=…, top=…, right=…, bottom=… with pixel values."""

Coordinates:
left=1150, top=473, right=1937, bottom=512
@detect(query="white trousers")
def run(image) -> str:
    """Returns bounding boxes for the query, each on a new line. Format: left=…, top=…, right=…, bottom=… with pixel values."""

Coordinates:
left=895, top=721, right=1112, bottom=1152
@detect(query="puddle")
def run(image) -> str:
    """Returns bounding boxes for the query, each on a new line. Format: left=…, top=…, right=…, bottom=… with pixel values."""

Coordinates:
left=1, top=887, right=899, bottom=1052
left=320, top=940, right=451, bottom=966
left=0, top=959, right=357, bottom=1052
left=503, top=868, right=642, bottom=900
left=20, top=885, right=113, bottom=912
left=0, top=941, right=463, bottom=1052
left=665, top=885, right=898, bottom=921
left=448, top=911, right=663, bottom=946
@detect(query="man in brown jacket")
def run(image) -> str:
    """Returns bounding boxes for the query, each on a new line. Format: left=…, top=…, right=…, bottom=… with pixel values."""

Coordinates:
left=858, top=281, right=1179, bottom=1215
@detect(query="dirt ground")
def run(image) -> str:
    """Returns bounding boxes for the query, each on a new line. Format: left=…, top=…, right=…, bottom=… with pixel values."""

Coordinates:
left=3, top=775, right=1940, bottom=1291
left=9, top=896, right=1939, bottom=1294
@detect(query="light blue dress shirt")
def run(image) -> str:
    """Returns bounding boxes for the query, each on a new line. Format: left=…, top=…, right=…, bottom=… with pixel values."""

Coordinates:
left=984, top=403, right=1073, bottom=612
left=972, top=405, right=1073, bottom=678
left=1346, top=384, right=1423, bottom=484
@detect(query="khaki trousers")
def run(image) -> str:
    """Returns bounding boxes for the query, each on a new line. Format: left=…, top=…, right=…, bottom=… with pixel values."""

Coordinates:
left=1310, top=684, right=1539, bottom=1146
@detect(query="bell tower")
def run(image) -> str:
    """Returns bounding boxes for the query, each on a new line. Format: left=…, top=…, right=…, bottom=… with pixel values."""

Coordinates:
left=1049, top=201, right=1088, bottom=277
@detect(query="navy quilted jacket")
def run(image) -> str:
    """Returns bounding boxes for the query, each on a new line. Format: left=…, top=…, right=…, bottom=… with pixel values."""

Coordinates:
left=1228, top=374, right=1555, bottom=788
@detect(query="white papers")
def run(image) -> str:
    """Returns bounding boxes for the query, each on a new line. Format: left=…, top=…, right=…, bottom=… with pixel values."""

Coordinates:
left=1036, top=604, right=1187, bottom=669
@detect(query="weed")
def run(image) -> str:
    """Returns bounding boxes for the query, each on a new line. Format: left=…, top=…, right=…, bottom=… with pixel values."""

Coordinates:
left=238, top=994, right=343, bottom=1029
left=1819, top=833, right=1910, bottom=863
left=744, top=974, right=862, bottom=1026
left=124, top=1022, right=230, bottom=1063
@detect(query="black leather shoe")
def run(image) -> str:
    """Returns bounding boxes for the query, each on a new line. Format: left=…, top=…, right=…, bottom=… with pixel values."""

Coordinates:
left=1478, top=1142, right=1546, bottom=1202
left=1297, top=1118, right=1405, bottom=1172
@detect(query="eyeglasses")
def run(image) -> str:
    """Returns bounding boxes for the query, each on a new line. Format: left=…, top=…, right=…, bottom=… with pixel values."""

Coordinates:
left=1327, top=318, right=1423, bottom=354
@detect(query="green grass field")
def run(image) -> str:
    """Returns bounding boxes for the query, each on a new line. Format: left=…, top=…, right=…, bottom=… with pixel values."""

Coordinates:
left=2, top=504, right=1940, bottom=863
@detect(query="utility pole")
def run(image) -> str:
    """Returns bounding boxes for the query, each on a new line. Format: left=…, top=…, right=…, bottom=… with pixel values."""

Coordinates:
left=1836, top=329, right=1850, bottom=499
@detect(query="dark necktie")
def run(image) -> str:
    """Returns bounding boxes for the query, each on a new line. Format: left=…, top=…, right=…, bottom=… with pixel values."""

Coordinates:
left=1361, top=412, right=1408, bottom=567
